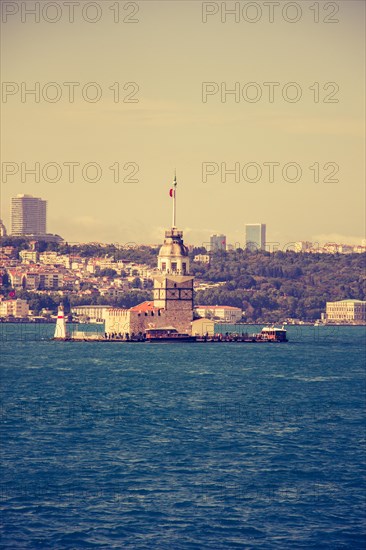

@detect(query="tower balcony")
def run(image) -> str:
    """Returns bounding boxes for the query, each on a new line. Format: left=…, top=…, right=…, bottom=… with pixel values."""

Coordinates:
left=165, top=229, right=183, bottom=240
left=162, top=267, right=188, bottom=276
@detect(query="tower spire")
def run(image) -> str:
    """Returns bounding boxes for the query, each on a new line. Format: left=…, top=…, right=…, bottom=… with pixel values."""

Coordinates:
left=172, top=171, right=177, bottom=229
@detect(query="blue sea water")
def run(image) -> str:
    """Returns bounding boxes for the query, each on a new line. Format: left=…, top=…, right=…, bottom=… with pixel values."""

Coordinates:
left=1, top=324, right=365, bottom=549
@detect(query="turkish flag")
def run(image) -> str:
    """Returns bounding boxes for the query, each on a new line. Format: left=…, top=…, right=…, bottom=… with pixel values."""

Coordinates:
left=169, top=188, right=174, bottom=197
left=9, top=291, right=15, bottom=298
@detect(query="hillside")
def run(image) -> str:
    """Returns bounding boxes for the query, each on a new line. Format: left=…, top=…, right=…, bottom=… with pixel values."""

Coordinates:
left=192, top=250, right=366, bottom=322
left=1, top=239, right=365, bottom=322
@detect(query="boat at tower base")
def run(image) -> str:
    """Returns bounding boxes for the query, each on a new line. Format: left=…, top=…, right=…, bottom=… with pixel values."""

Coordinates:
left=196, top=325, right=288, bottom=343
left=255, top=326, right=288, bottom=342
left=145, top=327, right=197, bottom=342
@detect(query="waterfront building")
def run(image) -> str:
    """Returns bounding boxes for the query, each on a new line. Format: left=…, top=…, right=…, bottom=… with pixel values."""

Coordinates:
left=195, top=305, right=243, bottom=323
left=0, top=299, right=29, bottom=318
left=326, top=299, right=366, bottom=322
left=11, top=194, right=47, bottom=236
left=245, top=223, right=266, bottom=251
left=71, top=305, right=111, bottom=323
left=191, top=318, right=215, bottom=337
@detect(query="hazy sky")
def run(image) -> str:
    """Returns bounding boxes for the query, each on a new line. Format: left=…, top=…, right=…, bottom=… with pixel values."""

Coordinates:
left=1, top=0, right=365, bottom=246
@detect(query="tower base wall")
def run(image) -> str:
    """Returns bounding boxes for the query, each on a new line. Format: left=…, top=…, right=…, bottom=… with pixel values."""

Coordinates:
left=104, top=307, right=193, bottom=336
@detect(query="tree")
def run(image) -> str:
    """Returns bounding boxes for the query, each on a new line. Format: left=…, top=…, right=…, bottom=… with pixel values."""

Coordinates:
left=132, top=277, right=142, bottom=289
left=62, top=296, right=71, bottom=314
left=98, top=268, right=117, bottom=278
left=1, top=273, right=10, bottom=287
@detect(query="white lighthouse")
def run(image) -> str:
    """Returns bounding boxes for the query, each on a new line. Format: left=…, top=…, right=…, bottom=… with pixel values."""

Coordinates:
left=54, top=304, right=69, bottom=340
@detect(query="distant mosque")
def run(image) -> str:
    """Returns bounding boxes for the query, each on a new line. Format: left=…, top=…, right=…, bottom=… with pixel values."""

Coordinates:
left=104, top=174, right=194, bottom=336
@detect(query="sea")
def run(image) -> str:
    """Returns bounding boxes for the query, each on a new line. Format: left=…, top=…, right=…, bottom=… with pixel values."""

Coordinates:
left=1, top=324, right=365, bottom=549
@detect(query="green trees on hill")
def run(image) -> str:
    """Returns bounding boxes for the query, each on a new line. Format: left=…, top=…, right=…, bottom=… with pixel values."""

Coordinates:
left=2, top=239, right=365, bottom=322
left=98, top=268, right=118, bottom=278
left=194, top=250, right=365, bottom=322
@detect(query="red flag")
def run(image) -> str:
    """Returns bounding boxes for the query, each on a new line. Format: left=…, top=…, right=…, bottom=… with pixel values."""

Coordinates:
left=169, top=188, right=174, bottom=197
left=9, top=291, right=15, bottom=298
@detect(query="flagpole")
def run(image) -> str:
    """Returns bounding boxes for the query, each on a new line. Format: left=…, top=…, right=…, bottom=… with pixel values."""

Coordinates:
left=172, top=173, right=177, bottom=228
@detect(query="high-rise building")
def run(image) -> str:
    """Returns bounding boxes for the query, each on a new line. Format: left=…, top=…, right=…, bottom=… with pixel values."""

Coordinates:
left=0, top=219, right=7, bottom=237
left=245, top=224, right=266, bottom=251
left=11, top=195, right=47, bottom=236
left=210, top=234, right=226, bottom=252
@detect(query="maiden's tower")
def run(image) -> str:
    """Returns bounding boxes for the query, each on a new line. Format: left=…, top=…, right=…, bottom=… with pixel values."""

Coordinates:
left=104, top=175, right=194, bottom=336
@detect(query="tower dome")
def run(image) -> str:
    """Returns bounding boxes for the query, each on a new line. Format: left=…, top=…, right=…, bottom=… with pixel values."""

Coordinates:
left=158, top=228, right=190, bottom=275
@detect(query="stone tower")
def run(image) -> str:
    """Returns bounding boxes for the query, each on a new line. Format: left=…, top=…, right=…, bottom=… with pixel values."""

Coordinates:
left=153, top=174, right=194, bottom=333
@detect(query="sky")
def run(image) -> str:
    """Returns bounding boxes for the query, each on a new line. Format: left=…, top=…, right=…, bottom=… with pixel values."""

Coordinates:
left=0, top=0, right=365, bottom=247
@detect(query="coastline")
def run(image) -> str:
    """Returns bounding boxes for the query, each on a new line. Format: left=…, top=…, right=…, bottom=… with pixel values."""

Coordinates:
left=1, top=318, right=365, bottom=327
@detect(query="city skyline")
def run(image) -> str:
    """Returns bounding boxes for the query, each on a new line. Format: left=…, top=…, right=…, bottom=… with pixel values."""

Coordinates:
left=1, top=174, right=365, bottom=247
left=1, top=2, right=364, bottom=246
left=2, top=192, right=365, bottom=250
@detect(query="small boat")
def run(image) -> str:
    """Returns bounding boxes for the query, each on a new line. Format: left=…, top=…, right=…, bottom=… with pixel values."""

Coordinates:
left=255, top=326, right=288, bottom=342
left=146, top=327, right=197, bottom=342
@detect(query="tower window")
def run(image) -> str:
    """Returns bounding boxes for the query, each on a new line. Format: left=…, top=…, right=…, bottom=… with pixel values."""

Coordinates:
left=162, top=262, right=166, bottom=271
left=171, top=262, right=177, bottom=271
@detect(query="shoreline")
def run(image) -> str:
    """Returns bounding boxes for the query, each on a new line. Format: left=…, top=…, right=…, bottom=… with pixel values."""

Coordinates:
left=1, top=319, right=365, bottom=327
